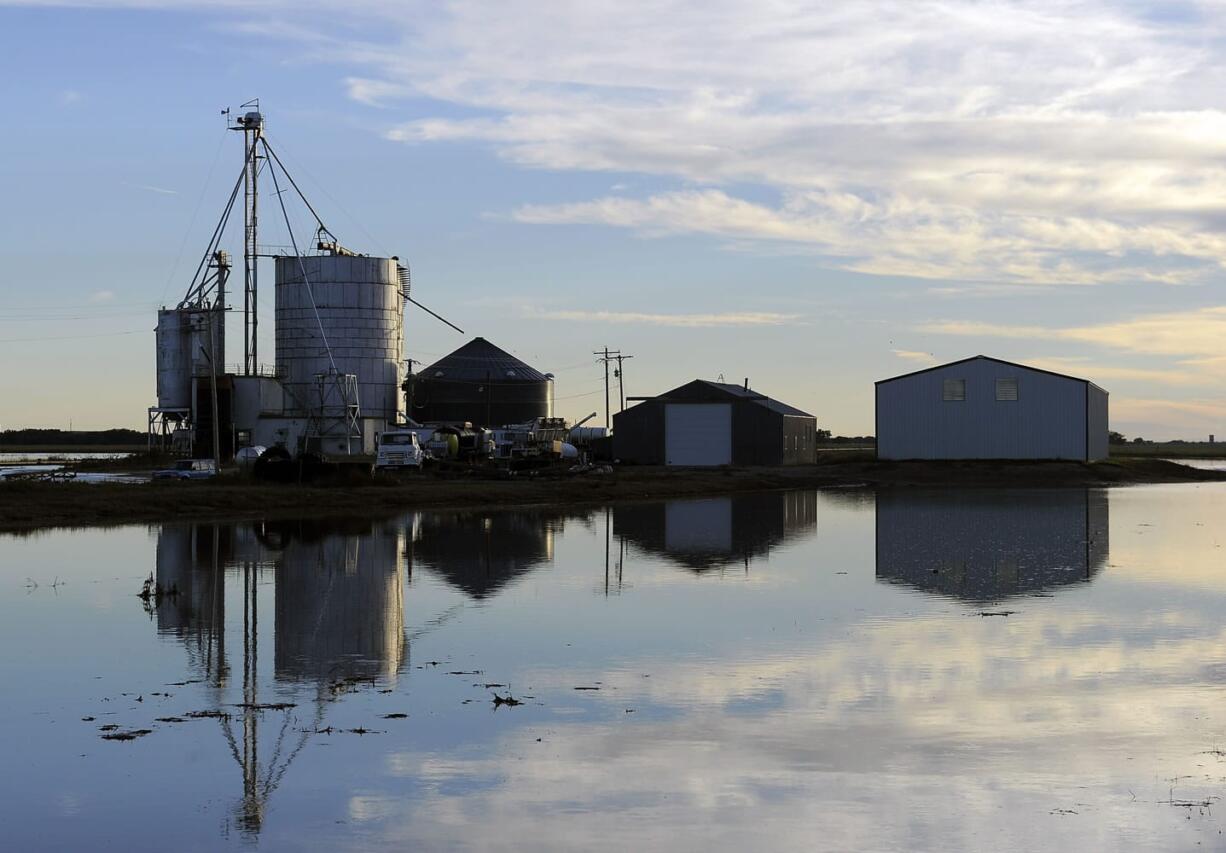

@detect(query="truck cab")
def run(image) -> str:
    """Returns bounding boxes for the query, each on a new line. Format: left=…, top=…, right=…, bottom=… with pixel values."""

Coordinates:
left=375, top=430, right=425, bottom=471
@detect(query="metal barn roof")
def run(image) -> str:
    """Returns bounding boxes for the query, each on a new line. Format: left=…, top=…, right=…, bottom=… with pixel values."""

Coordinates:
left=636, top=379, right=814, bottom=418
left=420, top=337, right=550, bottom=383
left=875, top=355, right=1107, bottom=394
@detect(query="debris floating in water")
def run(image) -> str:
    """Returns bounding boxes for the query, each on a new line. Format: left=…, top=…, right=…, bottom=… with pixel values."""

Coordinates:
left=233, top=702, right=296, bottom=711
left=184, top=709, right=231, bottom=720
left=101, top=728, right=153, bottom=742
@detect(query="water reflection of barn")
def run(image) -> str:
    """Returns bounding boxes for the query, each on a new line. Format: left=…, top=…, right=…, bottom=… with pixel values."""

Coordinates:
left=407, top=510, right=584, bottom=598
left=613, top=491, right=819, bottom=571
left=875, top=489, right=1109, bottom=602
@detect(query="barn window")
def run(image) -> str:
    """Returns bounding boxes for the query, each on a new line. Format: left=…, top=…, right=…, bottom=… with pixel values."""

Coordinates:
left=942, top=379, right=966, bottom=401
left=996, top=378, right=1018, bottom=401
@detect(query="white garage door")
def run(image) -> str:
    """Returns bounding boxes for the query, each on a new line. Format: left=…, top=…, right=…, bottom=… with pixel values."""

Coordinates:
left=665, top=404, right=732, bottom=466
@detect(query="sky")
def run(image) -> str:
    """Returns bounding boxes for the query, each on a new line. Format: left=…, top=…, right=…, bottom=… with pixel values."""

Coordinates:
left=2, top=1, right=1226, bottom=439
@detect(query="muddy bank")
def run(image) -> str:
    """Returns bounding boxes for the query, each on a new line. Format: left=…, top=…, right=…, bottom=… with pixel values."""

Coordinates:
left=0, top=457, right=1220, bottom=532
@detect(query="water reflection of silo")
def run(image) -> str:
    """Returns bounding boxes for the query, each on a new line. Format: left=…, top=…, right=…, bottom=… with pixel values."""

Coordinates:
left=408, top=510, right=566, bottom=599
left=273, top=523, right=406, bottom=683
left=875, top=488, right=1109, bottom=602
left=614, top=491, right=819, bottom=572
left=155, top=524, right=228, bottom=677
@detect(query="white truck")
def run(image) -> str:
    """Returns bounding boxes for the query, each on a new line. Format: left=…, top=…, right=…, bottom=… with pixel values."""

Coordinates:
left=374, top=430, right=425, bottom=472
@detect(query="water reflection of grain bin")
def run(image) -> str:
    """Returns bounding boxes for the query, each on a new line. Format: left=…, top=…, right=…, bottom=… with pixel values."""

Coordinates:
left=274, top=255, right=404, bottom=422
left=408, top=510, right=562, bottom=598
left=273, top=527, right=406, bottom=682
left=410, top=337, right=553, bottom=427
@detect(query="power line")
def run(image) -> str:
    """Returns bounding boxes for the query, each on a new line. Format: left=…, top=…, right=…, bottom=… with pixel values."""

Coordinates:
left=593, top=348, right=634, bottom=428
left=0, top=329, right=146, bottom=344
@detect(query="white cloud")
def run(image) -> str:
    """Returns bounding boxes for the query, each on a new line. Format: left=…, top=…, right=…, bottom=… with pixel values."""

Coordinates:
left=513, top=190, right=1226, bottom=285
left=19, top=1, right=1226, bottom=286
left=87, top=289, right=115, bottom=304
left=364, top=1, right=1226, bottom=287
left=921, top=307, right=1226, bottom=362
left=1109, top=397, right=1226, bottom=435
left=344, top=76, right=412, bottom=108
left=523, top=307, right=803, bottom=327
left=121, top=181, right=178, bottom=195
left=891, top=349, right=936, bottom=366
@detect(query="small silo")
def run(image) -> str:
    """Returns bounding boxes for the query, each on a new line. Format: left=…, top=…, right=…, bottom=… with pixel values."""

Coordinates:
left=274, top=254, right=404, bottom=423
left=411, top=337, right=553, bottom=427
left=155, top=306, right=225, bottom=411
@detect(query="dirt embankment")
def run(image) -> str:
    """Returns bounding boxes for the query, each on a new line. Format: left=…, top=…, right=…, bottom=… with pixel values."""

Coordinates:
left=0, top=457, right=1221, bottom=533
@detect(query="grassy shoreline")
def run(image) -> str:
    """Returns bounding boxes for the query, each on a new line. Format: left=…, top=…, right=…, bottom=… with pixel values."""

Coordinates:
left=1, top=457, right=1221, bottom=533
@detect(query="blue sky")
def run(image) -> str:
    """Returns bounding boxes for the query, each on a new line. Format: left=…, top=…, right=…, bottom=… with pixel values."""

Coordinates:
left=3, top=1, right=1226, bottom=438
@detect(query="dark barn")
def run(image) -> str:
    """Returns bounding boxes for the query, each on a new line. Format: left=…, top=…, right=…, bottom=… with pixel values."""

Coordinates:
left=408, top=337, right=553, bottom=428
left=613, top=380, right=817, bottom=466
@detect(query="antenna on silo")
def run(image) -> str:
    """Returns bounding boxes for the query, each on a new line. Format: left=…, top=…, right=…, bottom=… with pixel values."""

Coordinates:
left=229, top=99, right=264, bottom=376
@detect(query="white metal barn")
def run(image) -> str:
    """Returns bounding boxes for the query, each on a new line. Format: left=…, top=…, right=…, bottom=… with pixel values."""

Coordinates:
left=875, top=356, right=1109, bottom=461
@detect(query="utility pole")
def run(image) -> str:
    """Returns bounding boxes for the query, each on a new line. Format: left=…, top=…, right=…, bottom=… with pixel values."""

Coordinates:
left=613, top=352, right=634, bottom=413
left=403, top=358, right=421, bottom=423
left=594, top=347, right=618, bottom=429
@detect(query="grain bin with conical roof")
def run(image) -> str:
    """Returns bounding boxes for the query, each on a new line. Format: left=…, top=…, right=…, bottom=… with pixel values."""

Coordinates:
left=410, top=337, right=553, bottom=427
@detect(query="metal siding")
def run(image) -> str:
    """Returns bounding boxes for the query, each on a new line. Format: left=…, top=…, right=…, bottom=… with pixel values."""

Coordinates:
left=1086, top=385, right=1109, bottom=460
left=780, top=415, right=816, bottom=464
left=876, top=359, right=1089, bottom=460
left=275, top=256, right=404, bottom=422
left=612, top=401, right=664, bottom=464
left=665, top=404, right=732, bottom=466
left=731, top=401, right=780, bottom=465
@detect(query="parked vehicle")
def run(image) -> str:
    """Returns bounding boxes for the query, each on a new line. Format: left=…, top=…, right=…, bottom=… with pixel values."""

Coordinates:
left=152, top=459, right=217, bottom=480
left=375, top=431, right=425, bottom=471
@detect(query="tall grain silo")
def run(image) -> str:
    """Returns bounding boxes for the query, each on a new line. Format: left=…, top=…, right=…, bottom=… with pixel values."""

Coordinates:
left=411, top=337, right=553, bottom=427
left=274, top=254, right=404, bottom=423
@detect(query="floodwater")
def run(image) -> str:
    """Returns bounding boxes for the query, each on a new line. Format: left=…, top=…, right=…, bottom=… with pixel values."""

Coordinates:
left=0, top=452, right=140, bottom=483
left=1167, top=457, right=1226, bottom=471
left=3, top=485, right=1226, bottom=851
left=0, top=451, right=131, bottom=463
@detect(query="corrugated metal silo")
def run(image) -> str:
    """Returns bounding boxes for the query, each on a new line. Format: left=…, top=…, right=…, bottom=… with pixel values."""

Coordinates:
left=274, top=255, right=404, bottom=421
left=155, top=307, right=225, bottom=411
left=411, top=337, right=553, bottom=427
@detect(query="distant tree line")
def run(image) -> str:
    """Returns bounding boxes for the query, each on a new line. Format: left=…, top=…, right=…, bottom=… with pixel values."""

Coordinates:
left=0, top=428, right=145, bottom=446
left=1109, top=431, right=1217, bottom=446
left=817, top=431, right=875, bottom=445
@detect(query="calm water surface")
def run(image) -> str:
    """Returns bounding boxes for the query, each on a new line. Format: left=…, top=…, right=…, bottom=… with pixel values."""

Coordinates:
left=3, top=485, right=1226, bottom=851
left=0, top=452, right=131, bottom=463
